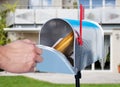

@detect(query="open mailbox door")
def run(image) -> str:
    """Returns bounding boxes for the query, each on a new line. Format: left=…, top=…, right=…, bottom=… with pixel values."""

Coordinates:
left=36, top=18, right=104, bottom=75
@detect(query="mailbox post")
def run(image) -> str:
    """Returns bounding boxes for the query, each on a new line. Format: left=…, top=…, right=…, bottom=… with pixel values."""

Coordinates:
left=75, top=71, right=81, bottom=87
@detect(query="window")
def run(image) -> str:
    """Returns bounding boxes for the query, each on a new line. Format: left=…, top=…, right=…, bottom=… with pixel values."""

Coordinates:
left=85, top=35, right=111, bottom=70
left=95, top=35, right=110, bottom=70
left=43, top=0, right=52, bottom=7
left=105, top=0, right=116, bottom=7
left=79, top=0, right=116, bottom=9
left=79, top=0, right=90, bottom=8
left=29, top=0, right=52, bottom=9
left=92, top=0, right=103, bottom=8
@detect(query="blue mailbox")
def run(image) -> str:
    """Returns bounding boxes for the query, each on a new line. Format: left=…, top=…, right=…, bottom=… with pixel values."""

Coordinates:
left=36, top=18, right=104, bottom=74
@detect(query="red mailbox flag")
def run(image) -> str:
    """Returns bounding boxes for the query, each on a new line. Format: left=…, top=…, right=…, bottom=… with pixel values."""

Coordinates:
left=77, top=4, right=84, bottom=46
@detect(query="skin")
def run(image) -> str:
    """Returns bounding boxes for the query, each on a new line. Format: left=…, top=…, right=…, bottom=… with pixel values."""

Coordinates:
left=0, top=39, right=43, bottom=73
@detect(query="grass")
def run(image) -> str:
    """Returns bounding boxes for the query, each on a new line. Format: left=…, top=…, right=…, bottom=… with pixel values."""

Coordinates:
left=0, top=76, right=120, bottom=87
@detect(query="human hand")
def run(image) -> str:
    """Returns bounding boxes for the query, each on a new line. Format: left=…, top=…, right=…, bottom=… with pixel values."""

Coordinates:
left=0, top=39, right=43, bottom=73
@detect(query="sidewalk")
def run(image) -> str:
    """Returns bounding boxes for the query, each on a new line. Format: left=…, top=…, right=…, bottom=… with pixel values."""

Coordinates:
left=0, top=71, right=120, bottom=84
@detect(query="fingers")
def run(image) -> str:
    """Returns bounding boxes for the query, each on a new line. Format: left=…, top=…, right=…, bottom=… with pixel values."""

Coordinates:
left=35, top=47, right=42, bottom=55
left=29, top=67, right=34, bottom=72
left=29, top=64, right=36, bottom=72
left=29, top=54, right=43, bottom=72
left=29, top=55, right=43, bottom=72
left=22, top=39, right=43, bottom=72
left=27, top=60, right=36, bottom=72
left=35, top=55, right=43, bottom=63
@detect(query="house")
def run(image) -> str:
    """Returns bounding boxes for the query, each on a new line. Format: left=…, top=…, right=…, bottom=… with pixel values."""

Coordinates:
left=1, top=0, right=120, bottom=73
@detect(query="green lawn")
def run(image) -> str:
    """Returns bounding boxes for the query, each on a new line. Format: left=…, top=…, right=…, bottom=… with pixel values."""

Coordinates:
left=0, top=76, right=120, bottom=87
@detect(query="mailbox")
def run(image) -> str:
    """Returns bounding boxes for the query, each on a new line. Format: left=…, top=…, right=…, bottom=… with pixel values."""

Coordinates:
left=36, top=18, right=104, bottom=75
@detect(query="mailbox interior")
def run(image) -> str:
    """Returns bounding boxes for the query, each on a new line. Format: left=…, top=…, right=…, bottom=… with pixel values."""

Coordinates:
left=40, top=19, right=75, bottom=66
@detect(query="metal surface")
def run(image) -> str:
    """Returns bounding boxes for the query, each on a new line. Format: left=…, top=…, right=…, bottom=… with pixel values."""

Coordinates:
left=37, top=45, right=74, bottom=74
left=40, top=19, right=73, bottom=47
left=36, top=18, right=104, bottom=74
